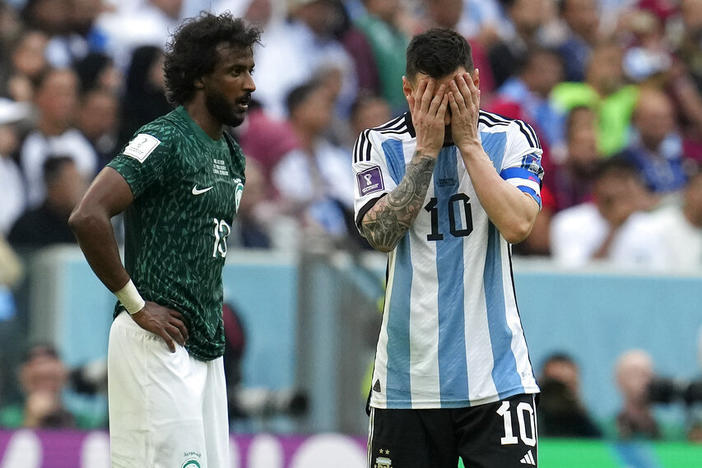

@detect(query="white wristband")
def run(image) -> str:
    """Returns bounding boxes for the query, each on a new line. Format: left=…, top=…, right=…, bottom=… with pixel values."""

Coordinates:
left=115, top=279, right=146, bottom=315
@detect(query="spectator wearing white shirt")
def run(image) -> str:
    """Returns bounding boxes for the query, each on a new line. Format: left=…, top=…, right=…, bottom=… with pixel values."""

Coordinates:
left=272, top=79, right=354, bottom=240
left=624, top=170, right=702, bottom=272
left=550, top=158, right=657, bottom=267
left=251, top=0, right=356, bottom=119
left=19, top=67, right=97, bottom=208
left=0, top=99, right=31, bottom=235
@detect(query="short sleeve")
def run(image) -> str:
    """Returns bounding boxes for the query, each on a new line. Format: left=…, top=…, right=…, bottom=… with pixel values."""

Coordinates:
left=107, top=126, right=175, bottom=198
left=351, top=129, right=396, bottom=230
left=500, top=120, right=544, bottom=208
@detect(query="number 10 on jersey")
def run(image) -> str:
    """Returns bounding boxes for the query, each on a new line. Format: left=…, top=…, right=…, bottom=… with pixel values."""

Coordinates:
left=425, top=193, right=474, bottom=241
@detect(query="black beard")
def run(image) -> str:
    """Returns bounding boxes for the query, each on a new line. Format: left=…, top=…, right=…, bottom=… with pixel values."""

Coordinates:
left=204, top=89, right=247, bottom=128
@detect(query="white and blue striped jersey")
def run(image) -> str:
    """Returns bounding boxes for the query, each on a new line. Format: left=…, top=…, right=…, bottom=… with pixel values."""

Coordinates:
left=352, top=110, right=543, bottom=409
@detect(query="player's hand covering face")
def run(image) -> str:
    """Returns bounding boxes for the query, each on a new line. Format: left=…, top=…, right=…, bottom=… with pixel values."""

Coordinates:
left=407, top=77, right=448, bottom=157
left=448, top=70, right=481, bottom=153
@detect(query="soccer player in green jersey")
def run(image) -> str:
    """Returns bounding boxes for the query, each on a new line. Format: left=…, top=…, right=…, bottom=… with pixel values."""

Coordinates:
left=69, top=13, right=259, bottom=467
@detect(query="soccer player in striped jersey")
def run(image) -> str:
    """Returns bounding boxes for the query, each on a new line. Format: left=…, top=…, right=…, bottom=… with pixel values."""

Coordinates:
left=353, top=29, right=543, bottom=468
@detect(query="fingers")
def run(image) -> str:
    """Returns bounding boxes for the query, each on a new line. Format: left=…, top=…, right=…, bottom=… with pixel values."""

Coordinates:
left=464, top=71, right=481, bottom=108
left=419, top=79, right=435, bottom=113
left=427, top=84, right=446, bottom=117
left=170, top=315, right=189, bottom=343
left=166, top=323, right=186, bottom=347
left=157, top=328, right=176, bottom=353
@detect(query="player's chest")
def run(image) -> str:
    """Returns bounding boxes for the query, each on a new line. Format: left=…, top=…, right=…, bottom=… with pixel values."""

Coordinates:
left=174, top=149, right=244, bottom=218
left=410, top=146, right=487, bottom=241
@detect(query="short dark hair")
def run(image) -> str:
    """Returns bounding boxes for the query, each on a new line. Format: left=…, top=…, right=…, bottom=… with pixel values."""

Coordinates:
left=163, top=12, right=261, bottom=105
left=43, top=156, right=74, bottom=186
left=285, top=79, right=322, bottom=116
left=593, top=156, right=640, bottom=182
left=406, top=28, right=473, bottom=81
left=542, top=352, right=577, bottom=370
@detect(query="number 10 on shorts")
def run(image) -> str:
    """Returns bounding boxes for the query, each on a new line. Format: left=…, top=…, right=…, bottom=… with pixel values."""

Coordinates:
left=496, top=400, right=537, bottom=446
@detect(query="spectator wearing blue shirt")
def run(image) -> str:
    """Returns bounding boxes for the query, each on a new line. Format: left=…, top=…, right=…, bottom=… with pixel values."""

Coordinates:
left=618, top=87, right=690, bottom=195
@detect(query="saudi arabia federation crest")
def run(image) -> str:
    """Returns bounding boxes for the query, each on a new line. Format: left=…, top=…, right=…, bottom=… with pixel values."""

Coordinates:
left=234, top=178, right=244, bottom=213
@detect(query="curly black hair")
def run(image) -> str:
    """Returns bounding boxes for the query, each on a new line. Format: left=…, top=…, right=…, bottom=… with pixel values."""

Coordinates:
left=406, top=28, right=473, bottom=81
left=163, top=12, right=261, bottom=106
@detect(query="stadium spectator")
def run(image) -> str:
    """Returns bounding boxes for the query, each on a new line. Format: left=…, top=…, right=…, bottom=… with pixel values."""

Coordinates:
left=618, top=87, right=689, bottom=195
left=348, top=93, right=391, bottom=148
left=354, top=0, right=409, bottom=113
left=550, top=158, right=657, bottom=267
left=551, top=41, right=639, bottom=156
left=614, top=349, right=660, bottom=440
left=95, top=0, right=186, bottom=68
left=253, top=0, right=356, bottom=119
left=538, top=353, right=602, bottom=438
left=454, top=0, right=505, bottom=46
left=20, top=0, right=101, bottom=67
left=334, top=1, right=380, bottom=99
left=546, top=106, right=601, bottom=212
left=9, top=156, right=86, bottom=248
left=673, top=0, right=702, bottom=94
left=620, top=7, right=673, bottom=84
left=2, top=29, right=49, bottom=102
left=489, top=47, right=566, bottom=156
left=555, top=0, right=602, bottom=82
left=117, top=45, right=172, bottom=149
left=0, top=344, right=90, bottom=429
left=272, top=79, right=354, bottom=241
left=623, top=169, right=702, bottom=271
left=19, top=67, right=96, bottom=208
left=232, top=159, right=273, bottom=248
left=76, top=88, right=119, bottom=168
left=0, top=98, right=30, bottom=236
left=488, top=0, right=548, bottom=88
left=236, top=99, right=298, bottom=189
left=73, top=52, right=122, bottom=94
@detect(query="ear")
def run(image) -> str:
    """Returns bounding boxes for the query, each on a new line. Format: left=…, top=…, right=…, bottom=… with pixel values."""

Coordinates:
left=472, top=68, right=480, bottom=89
left=402, top=76, right=413, bottom=101
left=194, top=77, right=205, bottom=90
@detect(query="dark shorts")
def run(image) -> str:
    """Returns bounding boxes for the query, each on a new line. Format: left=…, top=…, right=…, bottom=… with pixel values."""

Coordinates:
left=367, top=393, right=538, bottom=468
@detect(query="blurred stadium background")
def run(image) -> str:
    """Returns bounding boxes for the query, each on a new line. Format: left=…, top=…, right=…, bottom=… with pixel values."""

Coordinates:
left=2, top=0, right=702, bottom=466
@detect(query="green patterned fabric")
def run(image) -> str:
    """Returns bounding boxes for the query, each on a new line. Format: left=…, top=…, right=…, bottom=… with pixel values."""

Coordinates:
left=107, top=106, right=246, bottom=361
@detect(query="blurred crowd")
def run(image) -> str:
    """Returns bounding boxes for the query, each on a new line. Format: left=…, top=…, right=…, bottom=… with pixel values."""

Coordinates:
left=1, top=0, right=702, bottom=438
left=0, top=0, right=702, bottom=266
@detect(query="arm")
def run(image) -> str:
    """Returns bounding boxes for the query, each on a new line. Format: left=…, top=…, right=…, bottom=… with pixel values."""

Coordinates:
left=448, top=71, right=539, bottom=243
left=68, top=167, right=132, bottom=291
left=458, top=145, right=539, bottom=243
left=360, top=153, right=437, bottom=252
left=69, top=167, right=188, bottom=352
left=360, top=79, right=448, bottom=252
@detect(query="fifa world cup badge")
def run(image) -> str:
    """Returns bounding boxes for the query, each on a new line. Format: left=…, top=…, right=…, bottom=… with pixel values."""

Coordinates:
left=374, top=449, right=392, bottom=468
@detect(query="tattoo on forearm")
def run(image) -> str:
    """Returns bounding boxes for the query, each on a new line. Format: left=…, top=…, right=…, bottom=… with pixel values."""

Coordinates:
left=362, top=152, right=436, bottom=251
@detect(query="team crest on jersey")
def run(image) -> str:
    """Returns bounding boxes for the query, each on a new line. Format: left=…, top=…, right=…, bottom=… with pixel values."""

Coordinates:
left=374, top=449, right=392, bottom=468
left=123, top=133, right=160, bottom=163
left=357, top=166, right=384, bottom=195
left=181, top=450, right=202, bottom=468
left=234, top=178, right=244, bottom=213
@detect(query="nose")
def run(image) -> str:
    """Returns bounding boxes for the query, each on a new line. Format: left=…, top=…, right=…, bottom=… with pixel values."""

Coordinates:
left=244, top=72, right=256, bottom=92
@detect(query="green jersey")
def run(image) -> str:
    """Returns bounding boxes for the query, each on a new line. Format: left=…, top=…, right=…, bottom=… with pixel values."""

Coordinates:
left=107, top=106, right=245, bottom=361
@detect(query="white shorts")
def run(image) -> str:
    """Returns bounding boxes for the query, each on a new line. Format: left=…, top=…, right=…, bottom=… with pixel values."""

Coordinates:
left=108, top=311, right=229, bottom=468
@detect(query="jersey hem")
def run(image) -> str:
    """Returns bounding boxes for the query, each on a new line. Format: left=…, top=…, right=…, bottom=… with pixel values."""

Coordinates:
left=370, top=385, right=540, bottom=409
